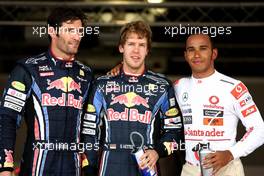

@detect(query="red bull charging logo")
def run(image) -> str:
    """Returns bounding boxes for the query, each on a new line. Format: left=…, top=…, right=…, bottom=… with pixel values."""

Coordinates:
left=42, top=77, right=83, bottom=109
left=108, top=92, right=151, bottom=124
left=47, top=77, right=81, bottom=93
left=110, top=92, right=149, bottom=108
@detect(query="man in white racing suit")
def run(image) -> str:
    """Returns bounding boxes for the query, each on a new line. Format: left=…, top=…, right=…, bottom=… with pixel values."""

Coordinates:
left=174, top=34, right=264, bottom=176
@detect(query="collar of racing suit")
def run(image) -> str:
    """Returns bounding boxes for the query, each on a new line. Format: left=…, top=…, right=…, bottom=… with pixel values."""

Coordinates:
left=49, top=47, right=75, bottom=61
left=120, top=66, right=147, bottom=83
left=191, top=70, right=219, bottom=84
left=47, top=49, right=77, bottom=69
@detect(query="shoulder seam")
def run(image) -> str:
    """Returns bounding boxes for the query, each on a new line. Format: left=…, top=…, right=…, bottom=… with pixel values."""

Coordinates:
left=146, top=71, right=170, bottom=85
left=220, top=79, right=235, bottom=85
left=75, top=60, right=91, bottom=72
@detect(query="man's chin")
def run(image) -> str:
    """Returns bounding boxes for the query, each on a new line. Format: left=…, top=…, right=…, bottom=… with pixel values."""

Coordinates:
left=67, top=49, right=78, bottom=55
left=68, top=45, right=79, bottom=52
left=131, top=65, right=144, bottom=72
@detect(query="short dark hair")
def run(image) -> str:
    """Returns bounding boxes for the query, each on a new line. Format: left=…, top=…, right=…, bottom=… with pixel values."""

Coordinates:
left=185, top=34, right=215, bottom=49
left=47, top=7, right=86, bottom=29
left=119, top=21, right=152, bottom=51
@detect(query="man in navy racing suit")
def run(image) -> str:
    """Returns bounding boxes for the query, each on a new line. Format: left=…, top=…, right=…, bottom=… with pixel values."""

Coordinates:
left=82, top=21, right=184, bottom=176
left=0, top=8, right=93, bottom=176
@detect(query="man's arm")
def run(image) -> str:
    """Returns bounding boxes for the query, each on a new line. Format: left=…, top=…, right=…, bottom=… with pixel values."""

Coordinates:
left=204, top=81, right=264, bottom=174
left=157, top=83, right=184, bottom=157
left=229, top=81, right=264, bottom=158
left=81, top=80, right=104, bottom=175
left=0, top=65, right=32, bottom=173
left=140, top=82, right=184, bottom=170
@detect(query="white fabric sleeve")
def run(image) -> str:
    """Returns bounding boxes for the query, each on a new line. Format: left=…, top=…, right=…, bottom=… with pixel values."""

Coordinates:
left=229, top=82, right=264, bottom=159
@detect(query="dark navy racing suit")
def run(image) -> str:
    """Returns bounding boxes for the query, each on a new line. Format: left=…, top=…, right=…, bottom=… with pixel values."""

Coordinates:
left=0, top=50, right=93, bottom=176
left=82, top=69, right=184, bottom=176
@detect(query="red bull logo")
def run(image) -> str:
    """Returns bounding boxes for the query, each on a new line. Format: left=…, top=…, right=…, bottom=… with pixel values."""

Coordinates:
left=110, top=92, right=149, bottom=108
left=47, top=77, right=81, bottom=93
left=107, top=108, right=152, bottom=124
left=42, top=93, right=83, bottom=109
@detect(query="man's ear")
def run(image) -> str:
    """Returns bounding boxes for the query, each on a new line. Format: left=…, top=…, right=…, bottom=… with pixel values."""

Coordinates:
left=48, top=27, right=57, bottom=39
left=119, top=45, right=124, bottom=53
left=212, top=48, right=218, bottom=61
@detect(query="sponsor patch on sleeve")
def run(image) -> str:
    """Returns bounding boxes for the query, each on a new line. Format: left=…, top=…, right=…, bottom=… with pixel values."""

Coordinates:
left=241, top=105, right=257, bottom=117
left=5, top=95, right=25, bottom=107
left=4, top=102, right=22, bottom=112
left=82, top=128, right=96, bottom=135
left=165, top=108, right=179, bottom=117
left=241, top=127, right=254, bottom=142
left=7, top=88, right=27, bottom=100
left=164, top=116, right=182, bottom=129
left=84, top=114, right=96, bottom=121
left=79, top=69, right=85, bottom=76
left=83, top=121, right=96, bottom=128
left=87, top=104, right=96, bottom=113
left=169, top=98, right=176, bottom=106
left=239, top=95, right=252, bottom=108
left=231, top=82, right=248, bottom=100
left=11, top=81, right=25, bottom=92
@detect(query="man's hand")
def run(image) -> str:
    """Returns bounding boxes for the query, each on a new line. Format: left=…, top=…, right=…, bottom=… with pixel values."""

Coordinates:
left=203, top=150, right=234, bottom=174
left=107, top=62, right=122, bottom=76
left=139, top=149, right=159, bottom=170
left=0, top=171, right=12, bottom=176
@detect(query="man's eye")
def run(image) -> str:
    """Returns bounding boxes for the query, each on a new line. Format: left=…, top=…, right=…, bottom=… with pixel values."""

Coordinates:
left=78, top=28, right=84, bottom=34
left=68, top=28, right=75, bottom=32
left=187, top=48, right=194, bottom=52
left=67, top=28, right=78, bottom=34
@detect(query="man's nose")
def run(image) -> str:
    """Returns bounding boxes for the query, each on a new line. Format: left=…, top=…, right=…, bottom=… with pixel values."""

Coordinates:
left=133, top=45, right=139, bottom=53
left=73, top=33, right=82, bottom=41
left=71, top=29, right=82, bottom=41
left=194, top=50, right=200, bottom=57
